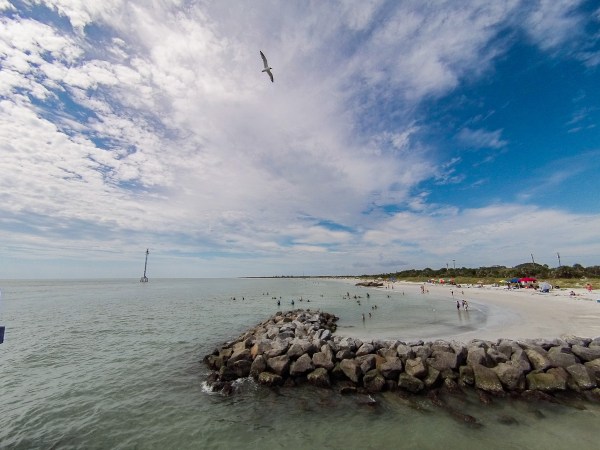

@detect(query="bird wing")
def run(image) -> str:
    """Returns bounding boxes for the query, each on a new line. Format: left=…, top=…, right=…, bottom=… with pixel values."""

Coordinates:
left=267, top=69, right=274, bottom=82
left=260, top=51, right=268, bottom=69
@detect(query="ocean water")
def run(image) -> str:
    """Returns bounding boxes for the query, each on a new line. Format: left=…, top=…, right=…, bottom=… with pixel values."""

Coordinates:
left=1, top=278, right=599, bottom=449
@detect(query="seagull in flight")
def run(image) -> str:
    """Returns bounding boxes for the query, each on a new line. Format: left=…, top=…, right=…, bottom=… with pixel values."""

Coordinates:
left=260, top=50, right=274, bottom=82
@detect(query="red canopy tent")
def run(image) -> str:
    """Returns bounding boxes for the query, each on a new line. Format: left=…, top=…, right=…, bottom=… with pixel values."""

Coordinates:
left=519, top=277, right=537, bottom=283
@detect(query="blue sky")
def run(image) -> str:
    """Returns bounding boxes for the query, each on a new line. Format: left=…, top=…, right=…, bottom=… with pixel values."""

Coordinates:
left=1, top=0, right=599, bottom=278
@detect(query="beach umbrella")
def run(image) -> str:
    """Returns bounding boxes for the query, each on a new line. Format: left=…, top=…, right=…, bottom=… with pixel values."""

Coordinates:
left=509, top=277, right=520, bottom=283
left=519, top=277, right=536, bottom=282
left=539, top=282, right=552, bottom=292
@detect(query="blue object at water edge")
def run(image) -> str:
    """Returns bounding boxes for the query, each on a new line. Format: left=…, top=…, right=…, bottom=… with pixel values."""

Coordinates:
left=0, top=326, right=4, bottom=343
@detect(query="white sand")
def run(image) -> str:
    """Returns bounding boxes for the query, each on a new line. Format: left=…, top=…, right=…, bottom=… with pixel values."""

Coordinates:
left=333, top=278, right=600, bottom=341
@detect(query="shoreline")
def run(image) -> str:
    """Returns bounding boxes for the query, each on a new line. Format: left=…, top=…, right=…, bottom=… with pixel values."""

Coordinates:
left=328, top=278, right=600, bottom=342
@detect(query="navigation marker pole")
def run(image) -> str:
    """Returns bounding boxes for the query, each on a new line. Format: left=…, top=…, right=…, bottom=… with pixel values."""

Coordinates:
left=140, top=249, right=149, bottom=283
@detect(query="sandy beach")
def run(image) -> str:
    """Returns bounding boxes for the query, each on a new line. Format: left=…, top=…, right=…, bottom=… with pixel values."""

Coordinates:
left=334, top=278, right=600, bottom=342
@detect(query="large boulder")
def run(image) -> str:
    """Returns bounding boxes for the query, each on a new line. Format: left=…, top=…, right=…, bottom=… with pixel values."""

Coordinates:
left=547, top=347, right=578, bottom=368
left=511, top=348, right=532, bottom=372
left=363, top=369, right=386, bottom=393
left=427, top=351, right=458, bottom=371
left=250, top=355, right=267, bottom=378
left=356, top=342, right=375, bottom=357
left=396, top=344, right=415, bottom=361
left=526, top=371, right=567, bottom=392
left=380, top=357, right=403, bottom=380
left=493, top=361, right=525, bottom=391
left=524, top=349, right=551, bottom=371
left=228, top=347, right=252, bottom=365
left=398, top=373, right=424, bottom=393
left=312, top=351, right=335, bottom=371
left=289, top=353, right=314, bottom=377
left=287, top=340, right=313, bottom=359
left=251, top=340, right=271, bottom=359
left=424, top=366, right=441, bottom=388
left=486, top=348, right=509, bottom=365
left=258, top=371, right=283, bottom=386
left=566, top=364, right=597, bottom=391
left=265, top=339, right=290, bottom=358
left=584, top=359, right=600, bottom=383
left=267, top=355, right=290, bottom=376
left=357, top=354, right=377, bottom=374
left=572, top=345, right=600, bottom=362
left=472, top=363, right=504, bottom=394
left=340, top=359, right=362, bottom=383
left=459, top=365, right=474, bottom=386
left=307, top=368, right=331, bottom=388
left=405, top=357, right=427, bottom=379
left=230, top=359, right=252, bottom=378
left=466, top=347, right=488, bottom=367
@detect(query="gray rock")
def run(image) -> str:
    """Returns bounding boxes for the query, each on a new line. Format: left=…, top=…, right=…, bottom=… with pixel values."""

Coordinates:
left=424, top=366, right=441, bottom=388
left=228, top=348, right=251, bottom=365
left=584, top=359, right=600, bottom=383
left=472, top=363, right=504, bottom=394
left=563, top=335, right=591, bottom=347
left=428, top=351, right=458, bottom=371
left=459, top=365, right=474, bottom=386
left=336, top=349, right=354, bottom=360
left=511, top=348, right=532, bottom=372
left=357, top=354, right=377, bottom=374
left=405, top=357, right=427, bottom=379
left=467, top=347, right=488, bottom=367
left=250, top=340, right=271, bottom=359
left=526, top=371, right=566, bottom=392
left=250, top=355, right=267, bottom=378
left=286, top=342, right=308, bottom=359
left=363, top=369, right=386, bottom=393
left=312, top=351, right=335, bottom=371
left=340, top=359, right=361, bottom=383
left=378, top=347, right=398, bottom=360
left=307, top=367, right=331, bottom=388
left=219, top=365, right=238, bottom=382
left=566, top=364, right=596, bottom=390
left=380, top=357, right=403, bottom=380
left=290, top=353, right=314, bottom=377
left=265, top=339, right=289, bottom=358
left=398, top=373, right=424, bottom=393
left=356, top=342, right=375, bottom=357
left=431, top=340, right=453, bottom=354
left=487, top=348, right=509, bottom=365
left=230, top=359, right=252, bottom=378
left=396, top=344, right=415, bottom=361
left=493, top=362, right=525, bottom=391
left=572, top=345, right=600, bottom=362
left=267, top=354, right=290, bottom=376
left=258, top=371, right=283, bottom=386
left=413, top=345, right=432, bottom=360
left=524, top=348, right=551, bottom=371
left=547, top=347, right=578, bottom=368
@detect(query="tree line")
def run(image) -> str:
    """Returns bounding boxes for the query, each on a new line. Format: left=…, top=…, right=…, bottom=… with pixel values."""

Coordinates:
left=367, top=262, right=600, bottom=280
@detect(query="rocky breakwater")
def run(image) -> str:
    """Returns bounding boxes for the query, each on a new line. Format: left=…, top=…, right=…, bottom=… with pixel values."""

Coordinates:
left=203, top=310, right=600, bottom=401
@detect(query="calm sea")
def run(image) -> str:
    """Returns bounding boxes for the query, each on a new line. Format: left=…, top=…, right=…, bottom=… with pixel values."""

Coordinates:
left=1, top=278, right=599, bottom=449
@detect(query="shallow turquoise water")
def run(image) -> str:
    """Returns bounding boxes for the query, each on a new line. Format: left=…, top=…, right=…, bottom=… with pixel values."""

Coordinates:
left=1, top=278, right=599, bottom=449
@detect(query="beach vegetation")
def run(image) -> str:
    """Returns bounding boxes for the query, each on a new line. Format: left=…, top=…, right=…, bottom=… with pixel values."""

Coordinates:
left=357, top=262, right=599, bottom=288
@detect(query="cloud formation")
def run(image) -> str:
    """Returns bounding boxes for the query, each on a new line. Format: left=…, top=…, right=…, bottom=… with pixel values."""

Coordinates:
left=1, top=0, right=599, bottom=277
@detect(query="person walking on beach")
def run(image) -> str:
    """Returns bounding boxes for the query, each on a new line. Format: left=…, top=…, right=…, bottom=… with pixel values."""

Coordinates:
left=456, top=300, right=460, bottom=310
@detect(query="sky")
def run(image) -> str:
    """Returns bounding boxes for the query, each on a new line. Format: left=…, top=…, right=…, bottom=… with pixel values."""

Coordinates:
left=1, top=0, right=600, bottom=279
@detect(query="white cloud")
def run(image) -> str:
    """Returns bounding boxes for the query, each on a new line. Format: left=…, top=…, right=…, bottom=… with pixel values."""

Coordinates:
left=1, top=1, right=599, bottom=277
left=457, top=127, right=507, bottom=149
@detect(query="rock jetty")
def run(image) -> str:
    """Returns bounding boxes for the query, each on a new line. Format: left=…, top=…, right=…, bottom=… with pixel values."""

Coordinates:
left=203, top=310, right=600, bottom=400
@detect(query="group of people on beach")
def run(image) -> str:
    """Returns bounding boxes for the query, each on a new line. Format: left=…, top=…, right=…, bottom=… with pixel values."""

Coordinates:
left=456, top=299, right=469, bottom=310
